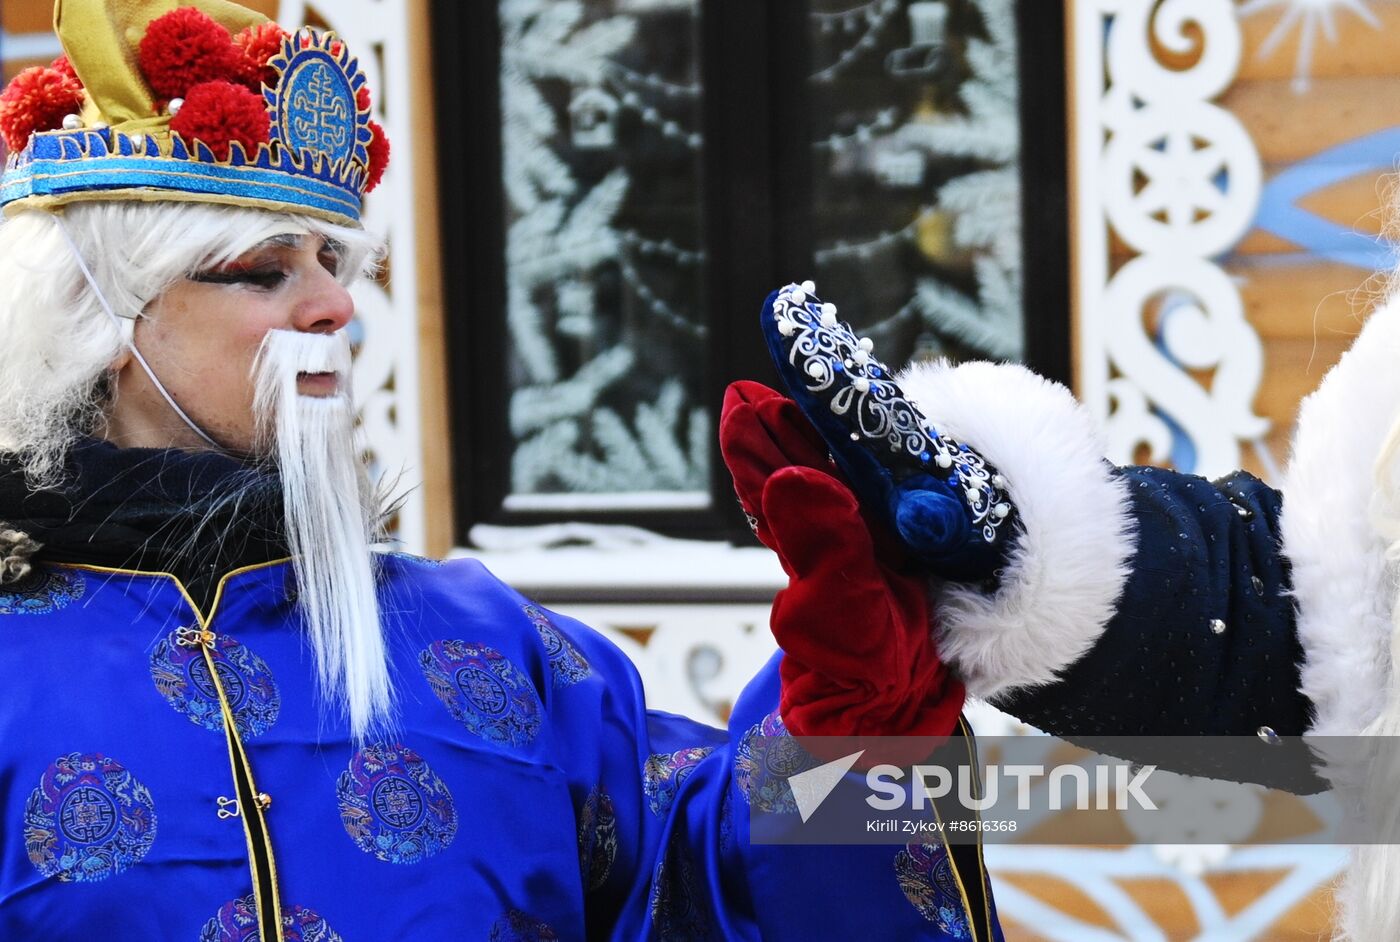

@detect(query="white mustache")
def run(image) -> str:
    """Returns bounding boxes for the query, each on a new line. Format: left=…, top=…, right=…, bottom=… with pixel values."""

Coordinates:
left=250, top=329, right=355, bottom=455
left=253, top=329, right=352, bottom=381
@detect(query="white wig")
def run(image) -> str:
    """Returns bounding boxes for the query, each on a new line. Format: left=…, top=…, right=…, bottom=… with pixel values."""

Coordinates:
left=0, top=201, right=383, bottom=483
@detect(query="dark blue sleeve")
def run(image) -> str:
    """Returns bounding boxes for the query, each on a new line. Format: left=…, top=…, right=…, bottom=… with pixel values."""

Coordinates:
left=990, top=466, right=1324, bottom=791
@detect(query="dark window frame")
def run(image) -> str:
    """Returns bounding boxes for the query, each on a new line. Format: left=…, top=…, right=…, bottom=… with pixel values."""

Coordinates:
left=432, top=0, right=1069, bottom=547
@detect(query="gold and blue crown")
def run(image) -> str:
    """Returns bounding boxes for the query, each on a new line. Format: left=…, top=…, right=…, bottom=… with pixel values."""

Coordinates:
left=0, top=0, right=386, bottom=227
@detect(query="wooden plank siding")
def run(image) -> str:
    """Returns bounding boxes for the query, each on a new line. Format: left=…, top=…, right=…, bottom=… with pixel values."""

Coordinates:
left=1106, top=3, right=1400, bottom=481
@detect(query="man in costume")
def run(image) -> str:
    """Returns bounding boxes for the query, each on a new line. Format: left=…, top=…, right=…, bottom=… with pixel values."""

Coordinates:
left=0, top=1, right=991, bottom=939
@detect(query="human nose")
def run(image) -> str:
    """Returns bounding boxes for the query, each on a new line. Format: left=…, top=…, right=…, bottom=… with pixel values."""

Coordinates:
left=292, top=268, right=355, bottom=334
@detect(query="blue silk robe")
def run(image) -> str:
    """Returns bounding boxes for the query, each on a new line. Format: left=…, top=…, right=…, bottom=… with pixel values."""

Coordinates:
left=0, top=553, right=1002, bottom=940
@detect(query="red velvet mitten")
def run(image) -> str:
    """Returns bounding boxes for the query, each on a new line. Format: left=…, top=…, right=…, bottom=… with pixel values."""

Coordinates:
left=720, top=381, right=965, bottom=739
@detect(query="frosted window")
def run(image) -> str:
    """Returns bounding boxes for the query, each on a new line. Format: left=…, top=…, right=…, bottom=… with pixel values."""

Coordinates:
left=810, top=0, right=1023, bottom=366
left=500, top=0, right=707, bottom=510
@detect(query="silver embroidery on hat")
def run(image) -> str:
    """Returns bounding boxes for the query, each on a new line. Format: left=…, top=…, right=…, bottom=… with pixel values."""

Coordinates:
left=769, top=281, right=1013, bottom=543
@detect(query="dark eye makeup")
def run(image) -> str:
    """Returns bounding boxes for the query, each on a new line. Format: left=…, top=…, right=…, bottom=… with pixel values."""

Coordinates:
left=190, top=236, right=345, bottom=289
left=188, top=266, right=288, bottom=289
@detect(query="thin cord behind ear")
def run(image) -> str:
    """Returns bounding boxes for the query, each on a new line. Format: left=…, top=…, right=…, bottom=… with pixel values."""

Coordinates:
left=52, top=214, right=226, bottom=452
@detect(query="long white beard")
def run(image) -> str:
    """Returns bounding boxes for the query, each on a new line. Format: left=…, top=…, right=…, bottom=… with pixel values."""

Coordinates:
left=252, top=330, right=394, bottom=740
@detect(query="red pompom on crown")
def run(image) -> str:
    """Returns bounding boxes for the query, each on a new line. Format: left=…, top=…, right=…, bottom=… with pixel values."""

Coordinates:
left=366, top=120, right=390, bottom=193
left=138, top=7, right=241, bottom=101
left=169, top=80, right=270, bottom=161
left=49, top=55, right=79, bottom=83
left=234, top=22, right=289, bottom=91
left=0, top=66, right=84, bottom=153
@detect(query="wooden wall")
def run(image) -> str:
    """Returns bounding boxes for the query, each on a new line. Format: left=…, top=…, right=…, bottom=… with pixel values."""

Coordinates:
left=1228, top=3, right=1400, bottom=475
left=1103, top=1, right=1400, bottom=479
